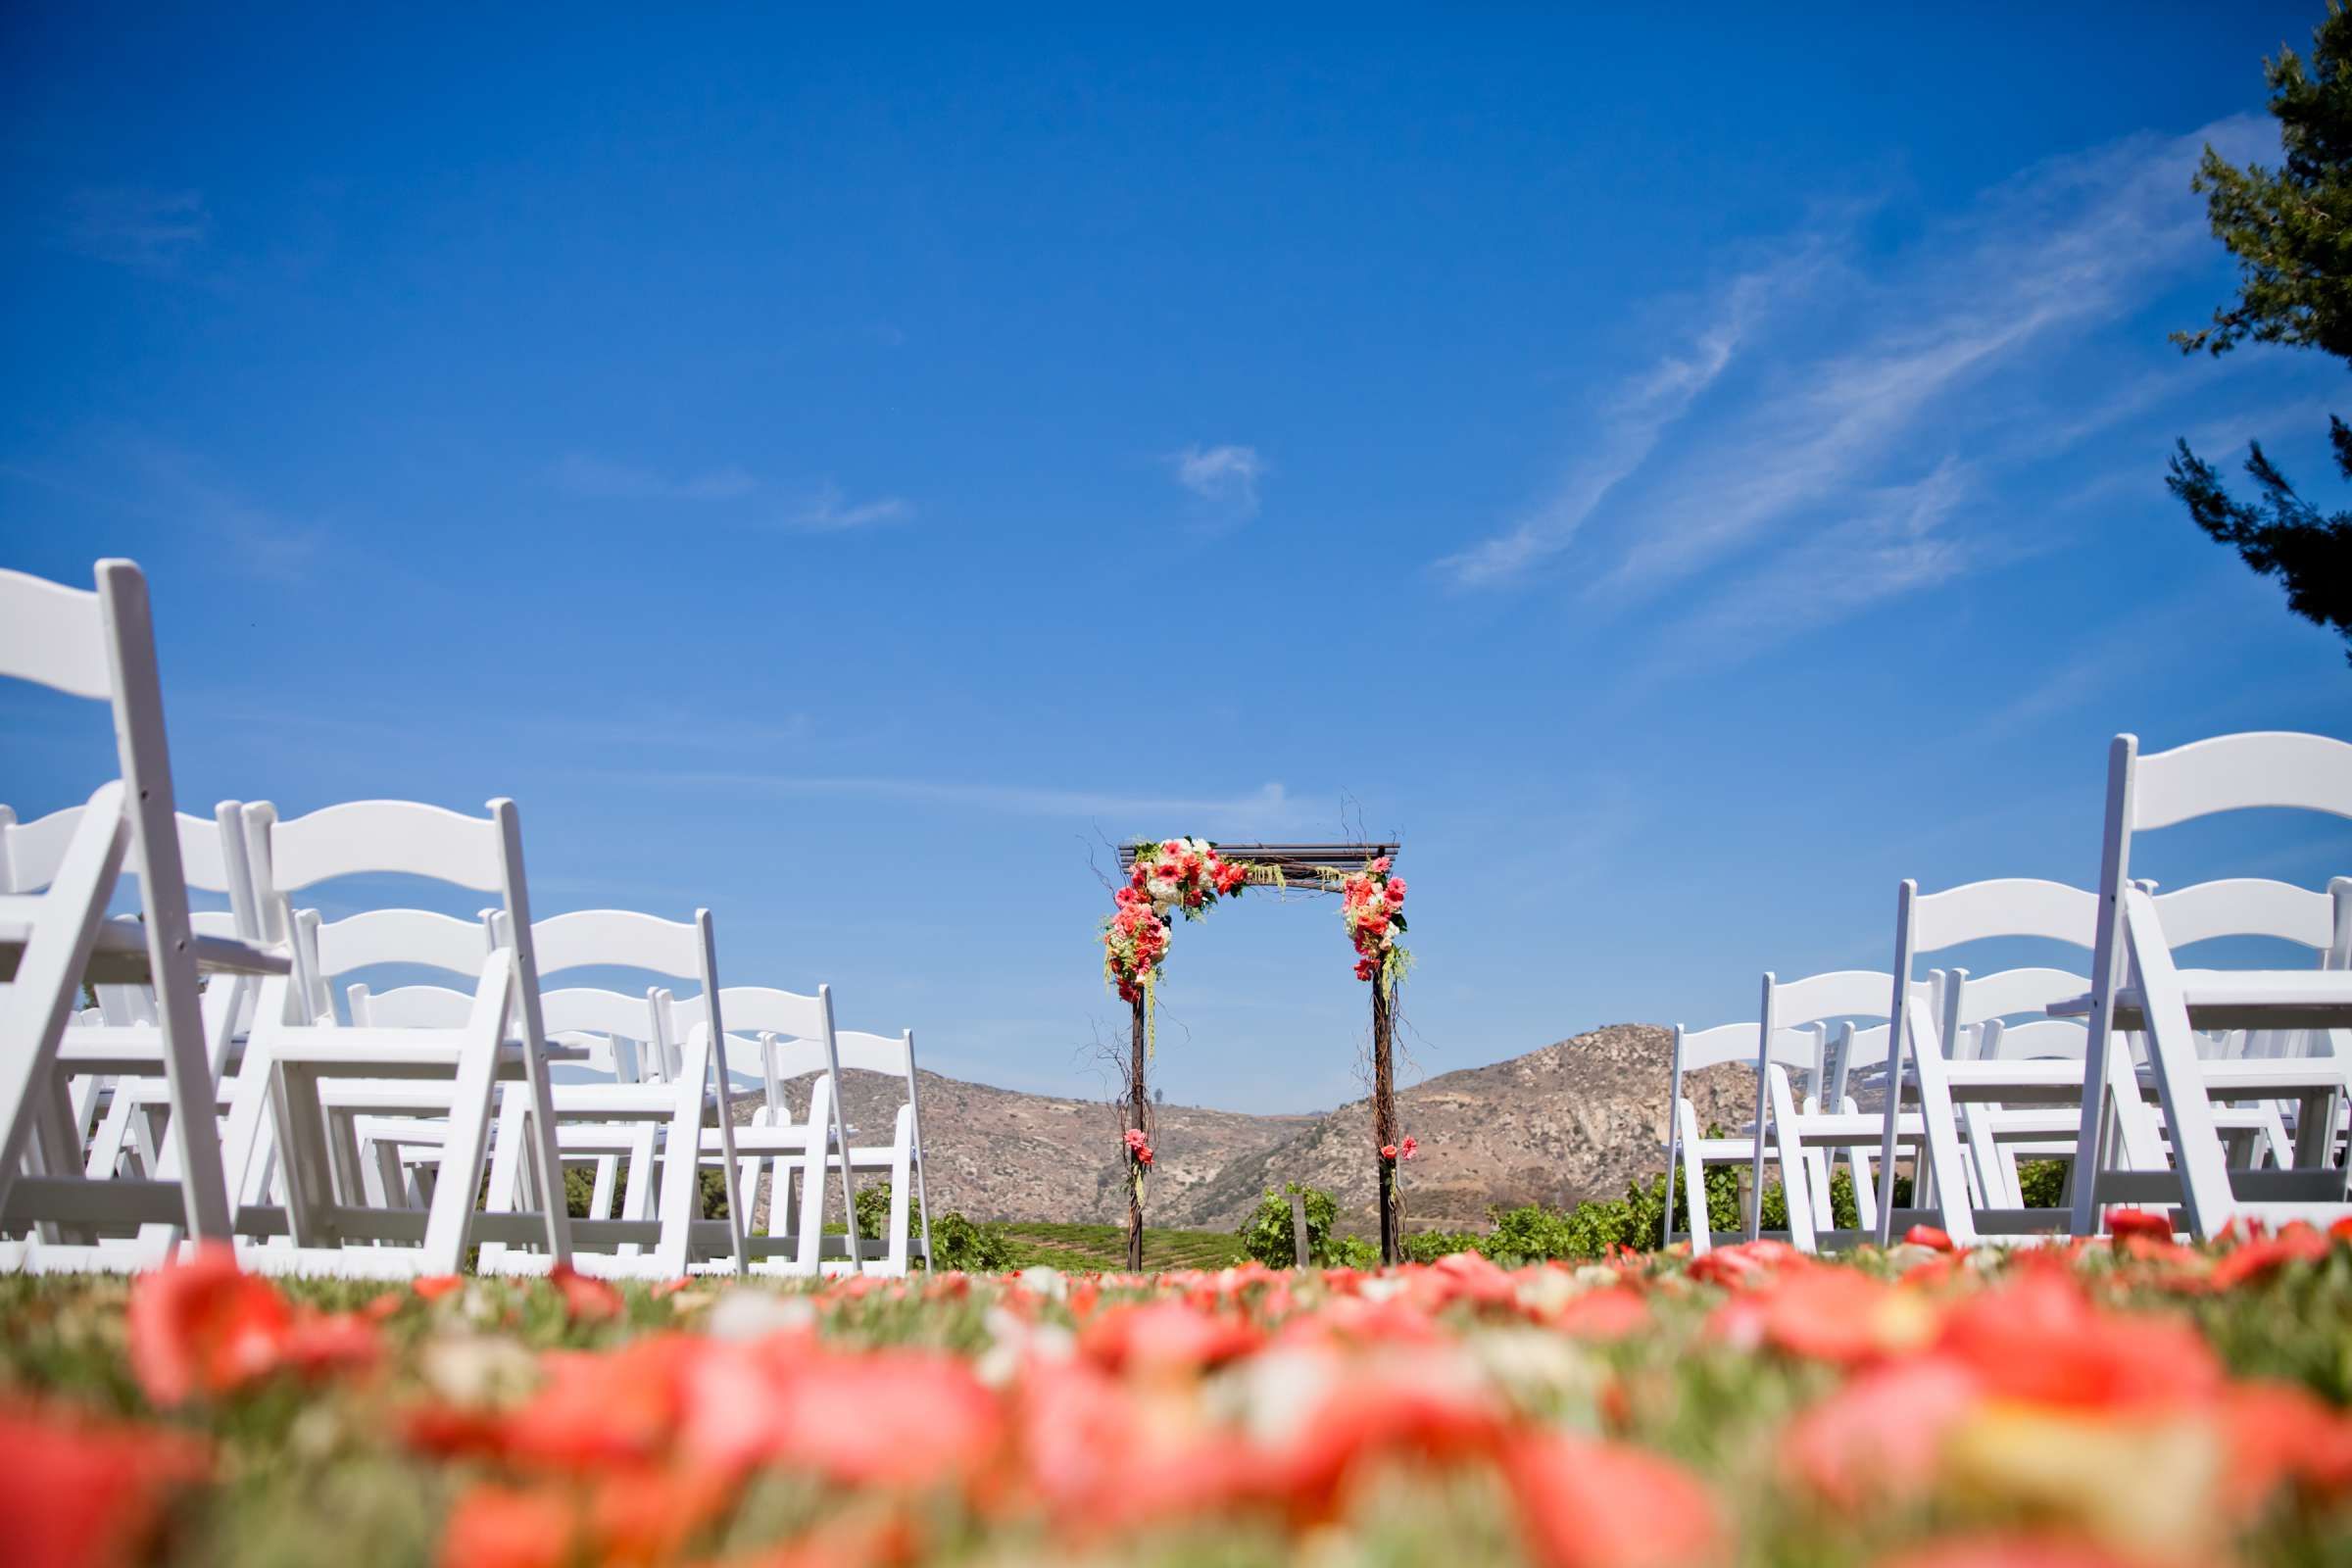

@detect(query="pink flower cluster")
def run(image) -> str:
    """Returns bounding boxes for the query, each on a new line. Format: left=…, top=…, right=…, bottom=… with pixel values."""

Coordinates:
left=1341, top=856, right=1407, bottom=983
left=1123, top=1127, right=1154, bottom=1167
left=1102, top=838, right=1252, bottom=1003
left=1380, top=1136, right=1418, bottom=1162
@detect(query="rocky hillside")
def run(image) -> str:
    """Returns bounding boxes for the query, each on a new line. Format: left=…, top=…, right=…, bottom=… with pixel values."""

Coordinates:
left=739, top=1024, right=1750, bottom=1236
left=1158, top=1025, right=1753, bottom=1232
left=733, top=1068, right=1316, bottom=1227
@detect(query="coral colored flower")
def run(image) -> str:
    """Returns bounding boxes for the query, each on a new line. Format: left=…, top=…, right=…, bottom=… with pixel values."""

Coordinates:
left=1786, top=1358, right=1981, bottom=1505
left=1081, top=1301, right=1262, bottom=1376
left=765, top=1350, right=1003, bottom=1488
left=1381, top=1144, right=1398, bottom=1159
left=439, top=1484, right=574, bottom=1568
left=277, top=1309, right=381, bottom=1382
left=1685, top=1236, right=1803, bottom=1287
left=0, top=1401, right=209, bottom=1568
left=1552, top=1285, right=1650, bottom=1341
left=1871, top=1534, right=2142, bottom=1568
left=1937, top=1270, right=2221, bottom=1411
left=1712, top=1263, right=1936, bottom=1366
left=413, top=1273, right=465, bottom=1300
left=588, top=1465, right=732, bottom=1562
left=1903, top=1223, right=1956, bottom=1252
left=128, top=1243, right=295, bottom=1406
left=547, top=1261, right=623, bottom=1323
left=2215, top=1379, right=2352, bottom=1510
left=2209, top=1220, right=2331, bottom=1289
left=2104, top=1207, right=2175, bottom=1244
left=1501, top=1431, right=1719, bottom=1568
left=498, top=1334, right=704, bottom=1469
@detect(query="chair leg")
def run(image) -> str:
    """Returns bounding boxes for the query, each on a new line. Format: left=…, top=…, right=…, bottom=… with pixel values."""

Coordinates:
left=476, top=1096, right=528, bottom=1271
left=419, top=957, right=514, bottom=1277
left=1766, top=1066, right=1816, bottom=1251
left=1675, top=1100, right=1712, bottom=1255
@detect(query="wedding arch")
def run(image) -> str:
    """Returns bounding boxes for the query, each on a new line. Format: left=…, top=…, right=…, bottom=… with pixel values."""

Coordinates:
left=1099, top=840, right=1413, bottom=1268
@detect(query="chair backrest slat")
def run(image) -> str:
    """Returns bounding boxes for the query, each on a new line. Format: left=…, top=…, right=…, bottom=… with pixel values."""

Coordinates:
left=0, top=567, right=112, bottom=698
left=532, top=908, right=704, bottom=978
left=833, top=1028, right=912, bottom=1077
left=2, top=806, right=239, bottom=896
left=265, top=800, right=507, bottom=893
left=1766, top=969, right=1897, bottom=1027
left=1951, top=967, right=2090, bottom=1025
left=1909, top=878, right=2095, bottom=952
left=2149, top=878, right=2334, bottom=950
left=2132, top=731, right=2352, bottom=830
left=316, top=908, right=495, bottom=980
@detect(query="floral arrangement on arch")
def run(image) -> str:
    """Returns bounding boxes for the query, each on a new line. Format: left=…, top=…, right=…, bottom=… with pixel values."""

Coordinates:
left=1341, top=856, right=1409, bottom=991
left=1123, top=1126, right=1155, bottom=1202
left=1101, top=837, right=1254, bottom=1005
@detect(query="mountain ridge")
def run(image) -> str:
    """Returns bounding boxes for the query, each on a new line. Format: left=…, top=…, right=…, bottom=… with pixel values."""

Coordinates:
left=752, top=1023, right=1752, bottom=1234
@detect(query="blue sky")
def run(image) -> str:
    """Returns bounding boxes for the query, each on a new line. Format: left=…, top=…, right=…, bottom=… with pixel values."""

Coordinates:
left=5, top=5, right=2348, bottom=1112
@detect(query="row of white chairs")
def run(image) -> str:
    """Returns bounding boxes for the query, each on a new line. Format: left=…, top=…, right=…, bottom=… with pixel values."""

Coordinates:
left=1, top=559, right=934, bottom=1278
left=1662, top=730, right=2352, bottom=1250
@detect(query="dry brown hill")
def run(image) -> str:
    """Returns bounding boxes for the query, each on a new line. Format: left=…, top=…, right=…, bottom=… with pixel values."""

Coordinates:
left=741, top=1024, right=1749, bottom=1236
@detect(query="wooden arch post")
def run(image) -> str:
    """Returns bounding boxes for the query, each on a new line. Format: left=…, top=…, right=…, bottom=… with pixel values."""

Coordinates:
left=1128, top=988, right=1148, bottom=1271
left=1372, top=971, right=1399, bottom=1264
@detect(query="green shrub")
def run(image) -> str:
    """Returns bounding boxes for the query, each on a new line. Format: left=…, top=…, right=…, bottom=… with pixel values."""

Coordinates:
left=560, top=1162, right=728, bottom=1220
left=1400, top=1229, right=1487, bottom=1263
left=2019, top=1158, right=2067, bottom=1208
left=929, top=1209, right=1018, bottom=1272
left=855, top=1180, right=1016, bottom=1271
left=1237, top=1184, right=1351, bottom=1267
left=856, top=1180, right=914, bottom=1242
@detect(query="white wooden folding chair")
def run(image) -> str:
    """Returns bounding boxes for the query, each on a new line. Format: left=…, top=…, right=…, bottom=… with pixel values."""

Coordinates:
left=1898, top=875, right=2337, bottom=1243
left=530, top=986, right=668, bottom=1248
left=292, top=907, right=504, bottom=1225
left=1866, top=880, right=2134, bottom=1248
left=2067, top=732, right=2352, bottom=1240
left=700, top=985, right=863, bottom=1276
left=7, top=804, right=256, bottom=1155
left=473, top=907, right=748, bottom=1279
left=1661, top=1019, right=1833, bottom=1254
left=0, top=563, right=287, bottom=1271
left=826, top=1025, right=934, bottom=1275
left=222, top=799, right=572, bottom=1277
left=1744, top=969, right=1930, bottom=1252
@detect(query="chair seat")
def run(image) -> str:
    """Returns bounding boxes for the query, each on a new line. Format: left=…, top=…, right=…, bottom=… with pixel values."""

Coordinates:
left=540, top=1082, right=708, bottom=1119
left=1787, top=1111, right=1923, bottom=1144
left=270, top=1033, right=587, bottom=1080
left=57, top=1030, right=247, bottom=1077
left=0, top=904, right=290, bottom=984
left=2049, top=971, right=2352, bottom=1031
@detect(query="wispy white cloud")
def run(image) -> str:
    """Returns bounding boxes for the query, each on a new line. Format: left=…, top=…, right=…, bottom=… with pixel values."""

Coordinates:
left=788, top=483, right=911, bottom=532
left=0, top=439, right=321, bottom=582
left=548, top=452, right=758, bottom=502
left=59, top=187, right=210, bottom=273
left=1616, top=120, right=2270, bottom=596
left=1437, top=249, right=1819, bottom=589
left=1171, top=443, right=1265, bottom=525
left=628, top=771, right=1308, bottom=834
left=1645, top=458, right=1975, bottom=674
left=1434, top=114, right=2279, bottom=668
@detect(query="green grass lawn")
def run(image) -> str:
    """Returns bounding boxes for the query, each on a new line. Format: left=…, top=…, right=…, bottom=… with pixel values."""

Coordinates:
left=995, top=1220, right=1249, bottom=1272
